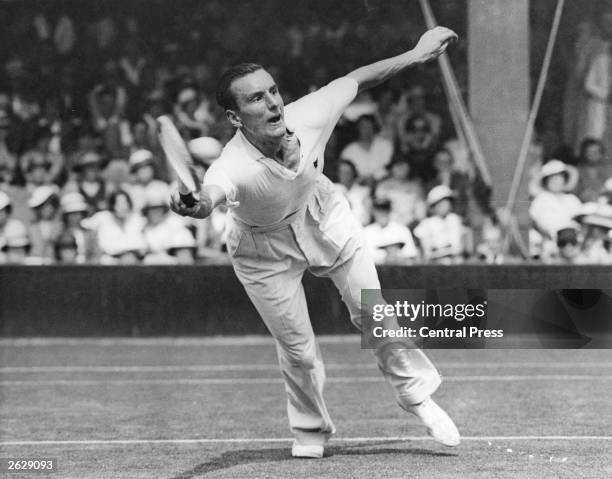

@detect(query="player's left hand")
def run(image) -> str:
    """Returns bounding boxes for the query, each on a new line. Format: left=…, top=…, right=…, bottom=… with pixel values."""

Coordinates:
left=413, top=26, right=458, bottom=63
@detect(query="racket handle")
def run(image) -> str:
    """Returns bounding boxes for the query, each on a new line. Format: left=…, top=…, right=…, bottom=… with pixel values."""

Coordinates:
left=180, top=192, right=197, bottom=208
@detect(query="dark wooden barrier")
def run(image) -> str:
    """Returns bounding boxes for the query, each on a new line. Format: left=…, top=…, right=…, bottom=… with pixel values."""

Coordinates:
left=1, top=265, right=611, bottom=336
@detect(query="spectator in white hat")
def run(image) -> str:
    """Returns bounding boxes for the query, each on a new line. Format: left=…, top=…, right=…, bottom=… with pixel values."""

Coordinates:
left=28, top=185, right=62, bottom=260
left=363, top=198, right=419, bottom=264
left=60, top=192, right=96, bottom=262
left=64, top=152, right=108, bottom=213
left=414, top=185, right=465, bottom=263
left=141, top=182, right=186, bottom=258
left=581, top=210, right=612, bottom=263
left=123, top=149, right=169, bottom=213
left=529, top=159, right=582, bottom=240
left=83, top=189, right=146, bottom=264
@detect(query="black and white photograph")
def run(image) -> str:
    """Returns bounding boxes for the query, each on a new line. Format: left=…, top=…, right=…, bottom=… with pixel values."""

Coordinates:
left=0, top=0, right=611, bottom=477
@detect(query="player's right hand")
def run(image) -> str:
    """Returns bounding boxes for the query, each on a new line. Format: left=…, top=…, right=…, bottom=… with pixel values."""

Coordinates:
left=169, top=189, right=201, bottom=217
left=413, top=26, right=458, bottom=63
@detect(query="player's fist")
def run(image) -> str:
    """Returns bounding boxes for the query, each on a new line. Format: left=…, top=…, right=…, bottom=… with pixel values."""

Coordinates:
left=413, top=26, right=458, bottom=63
left=169, top=189, right=201, bottom=217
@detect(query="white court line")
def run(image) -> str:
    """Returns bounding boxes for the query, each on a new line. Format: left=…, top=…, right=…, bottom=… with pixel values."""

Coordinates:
left=0, top=336, right=359, bottom=347
left=0, top=436, right=610, bottom=447
left=1, top=362, right=611, bottom=373
left=1, top=375, right=610, bottom=386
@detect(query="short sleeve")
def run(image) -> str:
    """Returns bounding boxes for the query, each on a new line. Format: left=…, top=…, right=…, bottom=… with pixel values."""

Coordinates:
left=286, top=77, right=358, bottom=131
left=203, top=161, right=238, bottom=205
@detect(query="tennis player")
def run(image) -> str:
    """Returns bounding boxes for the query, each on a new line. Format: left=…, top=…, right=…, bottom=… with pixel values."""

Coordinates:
left=171, top=26, right=460, bottom=458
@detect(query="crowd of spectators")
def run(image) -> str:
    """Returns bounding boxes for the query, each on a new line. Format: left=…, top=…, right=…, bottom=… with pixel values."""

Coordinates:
left=1, top=1, right=612, bottom=265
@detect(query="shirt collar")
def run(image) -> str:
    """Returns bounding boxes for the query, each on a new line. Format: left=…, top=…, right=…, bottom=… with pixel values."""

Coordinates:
left=236, top=129, right=267, bottom=161
left=235, top=127, right=297, bottom=162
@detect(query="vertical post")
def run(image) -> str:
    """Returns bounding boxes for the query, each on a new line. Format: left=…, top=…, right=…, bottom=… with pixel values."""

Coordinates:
left=468, top=0, right=530, bottom=219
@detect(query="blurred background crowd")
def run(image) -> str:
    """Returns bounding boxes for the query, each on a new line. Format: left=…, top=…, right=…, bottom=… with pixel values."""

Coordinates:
left=1, top=0, right=612, bottom=265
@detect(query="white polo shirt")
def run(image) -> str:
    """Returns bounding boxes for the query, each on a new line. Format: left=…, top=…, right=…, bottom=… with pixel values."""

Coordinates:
left=204, top=77, right=359, bottom=227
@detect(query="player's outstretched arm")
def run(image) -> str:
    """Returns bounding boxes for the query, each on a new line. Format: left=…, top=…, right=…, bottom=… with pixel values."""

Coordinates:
left=347, top=26, right=457, bottom=93
left=170, top=185, right=226, bottom=219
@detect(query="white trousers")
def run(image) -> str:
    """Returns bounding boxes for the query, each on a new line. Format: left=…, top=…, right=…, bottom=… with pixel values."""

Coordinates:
left=226, top=180, right=441, bottom=445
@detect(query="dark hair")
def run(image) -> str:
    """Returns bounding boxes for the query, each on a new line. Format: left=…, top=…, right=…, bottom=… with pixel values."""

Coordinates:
left=556, top=227, right=578, bottom=248
left=107, top=189, right=133, bottom=213
left=216, top=63, right=264, bottom=111
left=372, top=198, right=392, bottom=211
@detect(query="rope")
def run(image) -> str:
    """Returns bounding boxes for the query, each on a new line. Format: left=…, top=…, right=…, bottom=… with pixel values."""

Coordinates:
left=504, top=0, right=566, bottom=212
left=418, top=0, right=492, bottom=186
left=501, top=0, right=565, bottom=257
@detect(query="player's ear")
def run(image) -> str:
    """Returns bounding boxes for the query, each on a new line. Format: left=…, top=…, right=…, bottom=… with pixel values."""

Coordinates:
left=226, top=110, right=242, bottom=129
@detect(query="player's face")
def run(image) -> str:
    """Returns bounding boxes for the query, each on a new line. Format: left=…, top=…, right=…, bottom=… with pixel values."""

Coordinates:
left=230, top=69, right=285, bottom=141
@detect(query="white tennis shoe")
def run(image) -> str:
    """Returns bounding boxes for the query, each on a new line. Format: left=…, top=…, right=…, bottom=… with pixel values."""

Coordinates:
left=291, top=442, right=324, bottom=459
left=406, top=397, right=461, bottom=447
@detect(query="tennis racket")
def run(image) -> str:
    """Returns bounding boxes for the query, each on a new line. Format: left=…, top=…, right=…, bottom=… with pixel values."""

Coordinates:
left=157, top=115, right=201, bottom=207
